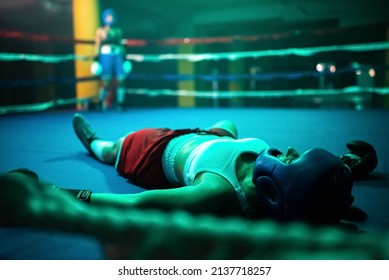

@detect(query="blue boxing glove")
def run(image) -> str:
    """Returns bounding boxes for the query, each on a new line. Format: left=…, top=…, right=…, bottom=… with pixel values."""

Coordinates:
left=122, top=60, right=132, bottom=74
left=340, top=140, right=378, bottom=178
left=90, top=56, right=103, bottom=76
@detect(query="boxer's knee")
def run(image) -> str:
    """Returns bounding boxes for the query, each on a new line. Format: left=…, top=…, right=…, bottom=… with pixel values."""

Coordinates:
left=208, top=120, right=238, bottom=138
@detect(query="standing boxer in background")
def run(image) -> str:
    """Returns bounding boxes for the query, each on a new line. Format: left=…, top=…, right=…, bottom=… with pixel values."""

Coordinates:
left=91, top=9, right=130, bottom=112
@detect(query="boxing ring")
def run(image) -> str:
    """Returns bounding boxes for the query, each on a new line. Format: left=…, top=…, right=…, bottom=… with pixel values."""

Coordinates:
left=1, top=27, right=389, bottom=259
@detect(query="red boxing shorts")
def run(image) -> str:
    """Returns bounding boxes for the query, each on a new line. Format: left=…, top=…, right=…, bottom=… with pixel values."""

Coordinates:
left=116, top=128, right=195, bottom=189
left=116, top=127, right=233, bottom=189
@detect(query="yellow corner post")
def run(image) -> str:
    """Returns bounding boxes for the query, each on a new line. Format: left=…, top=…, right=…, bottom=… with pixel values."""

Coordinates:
left=72, top=0, right=100, bottom=109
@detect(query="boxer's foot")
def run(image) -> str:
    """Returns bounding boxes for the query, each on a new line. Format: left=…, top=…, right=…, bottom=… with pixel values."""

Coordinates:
left=73, top=113, right=99, bottom=155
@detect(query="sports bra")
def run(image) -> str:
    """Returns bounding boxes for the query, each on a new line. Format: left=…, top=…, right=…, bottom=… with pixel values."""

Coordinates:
left=183, top=138, right=269, bottom=214
left=101, top=28, right=121, bottom=46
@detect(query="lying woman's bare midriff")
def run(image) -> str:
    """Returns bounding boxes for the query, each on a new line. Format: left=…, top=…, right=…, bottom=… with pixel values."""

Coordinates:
left=174, top=135, right=220, bottom=184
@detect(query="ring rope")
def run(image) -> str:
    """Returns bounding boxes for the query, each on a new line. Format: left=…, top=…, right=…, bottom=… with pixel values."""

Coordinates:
left=0, top=97, right=89, bottom=115
left=0, top=66, right=383, bottom=88
left=0, top=76, right=98, bottom=88
left=125, top=66, right=383, bottom=82
left=1, top=41, right=389, bottom=63
left=0, top=76, right=99, bottom=88
left=0, top=53, right=90, bottom=63
left=126, top=86, right=389, bottom=98
left=1, top=22, right=384, bottom=47
left=1, top=86, right=386, bottom=115
left=126, top=41, right=389, bottom=62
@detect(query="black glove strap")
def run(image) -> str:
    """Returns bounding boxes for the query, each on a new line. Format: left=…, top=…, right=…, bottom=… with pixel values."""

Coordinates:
left=76, top=190, right=92, bottom=203
left=65, top=189, right=93, bottom=203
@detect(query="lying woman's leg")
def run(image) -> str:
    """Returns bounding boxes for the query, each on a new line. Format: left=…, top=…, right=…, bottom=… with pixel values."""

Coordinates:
left=207, top=120, right=238, bottom=138
left=73, top=113, right=126, bottom=165
left=90, top=138, right=124, bottom=164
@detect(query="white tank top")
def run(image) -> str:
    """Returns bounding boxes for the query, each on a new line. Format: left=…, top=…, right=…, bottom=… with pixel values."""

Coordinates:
left=183, top=138, right=269, bottom=214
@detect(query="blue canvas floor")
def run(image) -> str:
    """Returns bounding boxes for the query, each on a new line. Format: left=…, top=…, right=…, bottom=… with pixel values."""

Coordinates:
left=1, top=107, right=389, bottom=259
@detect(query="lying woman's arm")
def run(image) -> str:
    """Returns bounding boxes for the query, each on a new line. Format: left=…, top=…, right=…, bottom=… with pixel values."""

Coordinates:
left=91, top=172, right=243, bottom=217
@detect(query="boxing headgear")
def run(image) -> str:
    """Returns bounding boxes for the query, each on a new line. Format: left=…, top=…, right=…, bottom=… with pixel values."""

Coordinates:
left=102, top=9, right=117, bottom=26
left=253, top=148, right=354, bottom=224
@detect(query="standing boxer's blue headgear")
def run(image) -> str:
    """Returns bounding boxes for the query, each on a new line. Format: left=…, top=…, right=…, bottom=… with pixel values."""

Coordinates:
left=253, top=148, right=354, bottom=224
left=102, top=9, right=117, bottom=26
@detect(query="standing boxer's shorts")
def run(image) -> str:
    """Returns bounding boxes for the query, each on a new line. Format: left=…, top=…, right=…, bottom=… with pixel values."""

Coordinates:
left=99, top=52, right=125, bottom=79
